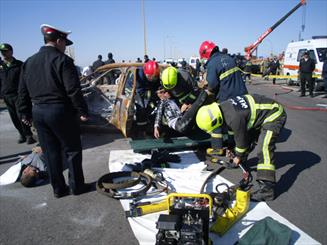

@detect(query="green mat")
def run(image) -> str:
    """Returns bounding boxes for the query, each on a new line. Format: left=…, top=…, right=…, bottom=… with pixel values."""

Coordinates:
left=129, top=134, right=211, bottom=153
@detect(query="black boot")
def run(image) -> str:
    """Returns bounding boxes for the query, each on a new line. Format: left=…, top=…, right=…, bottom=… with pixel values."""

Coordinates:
left=17, top=135, right=26, bottom=144
left=26, top=136, right=37, bottom=144
left=250, top=180, right=275, bottom=202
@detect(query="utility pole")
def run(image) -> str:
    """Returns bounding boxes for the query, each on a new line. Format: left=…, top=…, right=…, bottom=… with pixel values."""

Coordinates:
left=141, top=0, right=147, bottom=55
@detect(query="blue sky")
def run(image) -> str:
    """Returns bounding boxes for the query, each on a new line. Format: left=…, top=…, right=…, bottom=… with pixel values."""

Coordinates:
left=1, top=0, right=326, bottom=67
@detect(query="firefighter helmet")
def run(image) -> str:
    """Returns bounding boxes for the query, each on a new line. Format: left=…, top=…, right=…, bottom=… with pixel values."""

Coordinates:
left=143, top=61, right=160, bottom=80
left=199, top=41, right=217, bottom=59
left=161, top=66, right=178, bottom=89
left=196, top=102, right=223, bottom=132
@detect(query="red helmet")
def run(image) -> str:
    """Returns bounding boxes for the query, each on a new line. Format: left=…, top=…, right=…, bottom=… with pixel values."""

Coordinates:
left=143, top=61, right=160, bottom=80
left=199, top=41, right=217, bottom=59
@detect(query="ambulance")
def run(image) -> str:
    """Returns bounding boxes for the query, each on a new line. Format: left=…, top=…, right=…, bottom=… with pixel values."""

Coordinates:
left=283, top=36, right=327, bottom=90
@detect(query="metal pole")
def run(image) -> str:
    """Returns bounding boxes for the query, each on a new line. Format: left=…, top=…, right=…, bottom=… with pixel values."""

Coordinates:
left=141, top=0, right=147, bottom=55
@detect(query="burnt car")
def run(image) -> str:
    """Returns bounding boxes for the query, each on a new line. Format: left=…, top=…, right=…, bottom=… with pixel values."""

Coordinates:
left=82, top=63, right=167, bottom=138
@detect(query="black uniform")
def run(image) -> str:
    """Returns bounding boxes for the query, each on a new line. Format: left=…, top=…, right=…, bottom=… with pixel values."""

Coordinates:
left=206, top=51, right=248, bottom=102
left=299, top=57, right=315, bottom=96
left=211, top=94, right=286, bottom=183
left=18, top=45, right=88, bottom=195
left=269, top=60, right=280, bottom=84
left=135, top=68, right=160, bottom=129
left=168, top=71, right=199, bottom=106
left=0, top=58, right=33, bottom=139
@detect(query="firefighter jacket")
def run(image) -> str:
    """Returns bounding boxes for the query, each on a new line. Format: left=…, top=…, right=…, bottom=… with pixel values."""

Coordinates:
left=168, top=72, right=199, bottom=105
left=18, top=46, right=88, bottom=118
left=206, top=52, right=248, bottom=102
left=214, top=94, right=284, bottom=158
left=0, top=58, right=23, bottom=97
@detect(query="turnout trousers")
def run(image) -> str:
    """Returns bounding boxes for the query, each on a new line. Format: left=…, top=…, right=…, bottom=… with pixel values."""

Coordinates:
left=256, top=111, right=287, bottom=183
left=32, top=103, right=85, bottom=194
left=3, top=94, right=33, bottom=138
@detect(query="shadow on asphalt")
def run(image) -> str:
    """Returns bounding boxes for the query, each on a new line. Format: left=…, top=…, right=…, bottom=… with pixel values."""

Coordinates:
left=246, top=151, right=320, bottom=198
left=277, top=127, right=292, bottom=143
left=0, top=151, right=32, bottom=165
left=274, top=151, right=320, bottom=198
left=81, top=132, right=124, bottom=150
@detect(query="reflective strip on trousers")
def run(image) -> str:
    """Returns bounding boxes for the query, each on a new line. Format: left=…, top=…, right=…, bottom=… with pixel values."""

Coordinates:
left=219, top=67, right=241, bottom=80
left=257, top=130, right=275, bottom=171
left=211, top=133, right=222, bottom=138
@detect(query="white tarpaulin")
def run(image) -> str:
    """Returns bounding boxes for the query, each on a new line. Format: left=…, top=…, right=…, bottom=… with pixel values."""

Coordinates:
left=109, top=149, right=320, bottom=245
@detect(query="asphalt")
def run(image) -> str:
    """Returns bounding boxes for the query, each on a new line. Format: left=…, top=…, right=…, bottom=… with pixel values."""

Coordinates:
left=0, top=79, right=326, bottom=244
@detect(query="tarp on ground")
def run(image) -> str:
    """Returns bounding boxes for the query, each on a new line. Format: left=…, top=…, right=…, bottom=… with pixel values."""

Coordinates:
left=108, top=149, right=320, bottom=245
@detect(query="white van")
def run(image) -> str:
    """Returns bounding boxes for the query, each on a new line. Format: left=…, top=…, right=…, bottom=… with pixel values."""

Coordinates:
left=189, top=56, right=200, bottom=70
left=283, top=36, right=327, bottom=89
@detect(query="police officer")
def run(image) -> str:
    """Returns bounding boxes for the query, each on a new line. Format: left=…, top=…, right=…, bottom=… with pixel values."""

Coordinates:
left=18, top=24, right=90, bottom=198
left=196, top=94, right=287, bottom=201
left=299, top=51, right=315, bottom=97
left=0, top=43, right=36, bottom=144
left=161, top=66, right=199, bottom=106
left=199, top=40, right=248, bottom=102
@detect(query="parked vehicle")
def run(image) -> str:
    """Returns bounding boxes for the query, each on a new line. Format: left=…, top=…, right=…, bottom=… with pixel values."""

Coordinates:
left=83, top=63, right=168, bottom=137
left=283, top=36, right=327, bottom=89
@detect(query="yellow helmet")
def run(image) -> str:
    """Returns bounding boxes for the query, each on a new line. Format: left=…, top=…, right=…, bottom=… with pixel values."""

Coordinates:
left=161, top=66, right=178, bottom=89
left=196, top=103, right=223, bottom=132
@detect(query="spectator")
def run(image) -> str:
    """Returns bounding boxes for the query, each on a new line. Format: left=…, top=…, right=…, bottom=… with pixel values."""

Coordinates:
left=0, top=43, right=36, bottom=144
left=92, top=54, right=104, bottom=71
left=136, top=57, right=142, bottom=63
left=269, top=56, right=280, bottom=84
left=104, top=52, right=116, bottom=85
left=144, top=55, right=150, bottom=63
left=105, top=52, right=115, bottom=65
left=299, top=51, right=315, bottom=97
left=18, top=24, right=91, bottom=198
left=322, top=57, right=327, bottom=98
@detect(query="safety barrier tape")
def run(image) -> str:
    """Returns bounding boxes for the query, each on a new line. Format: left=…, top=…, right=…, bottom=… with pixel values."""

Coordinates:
left=240, top=69, right=322, bottom=79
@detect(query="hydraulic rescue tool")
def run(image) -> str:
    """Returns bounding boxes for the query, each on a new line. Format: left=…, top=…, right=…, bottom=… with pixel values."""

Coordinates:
left=156, top=193, right=213, bottom=245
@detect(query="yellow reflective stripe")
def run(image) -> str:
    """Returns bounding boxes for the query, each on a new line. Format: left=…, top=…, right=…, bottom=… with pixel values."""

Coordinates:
left=245, top=95, right=256, bottom=129
left=257, top=130, right=275, bottom=171
left=256, top=104, right=279, bottom=110
left=257, top=163, right=275, bottom=171
left=219, top=67, right=240, bottom=80
left=211, top=133, right=222, bottom=138
left=228, top=130, right=234, bottom=135
left=235, top=146, right=247, bottom=153
left=179, top=91, right=195, bottom=103
left=263, top=105, right=284, bottom=124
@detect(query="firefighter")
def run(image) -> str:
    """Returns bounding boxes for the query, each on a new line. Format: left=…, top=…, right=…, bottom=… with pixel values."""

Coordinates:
left=199, top=40, right=248, bottom=102
left=161, top=66, right=199, bottom=106
left=134, top=61, right=161, bottom=133
left=196, top=94, right=287, bottom=201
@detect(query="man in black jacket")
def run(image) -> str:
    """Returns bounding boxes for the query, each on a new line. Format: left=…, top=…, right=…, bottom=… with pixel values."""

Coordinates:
left=299, top=51, right=316, bottom=97
left=0, top=43, right=36, bottom=144
left=18, top=24, right=90, bottom=198
left=269, top=56, right=280, bottom=85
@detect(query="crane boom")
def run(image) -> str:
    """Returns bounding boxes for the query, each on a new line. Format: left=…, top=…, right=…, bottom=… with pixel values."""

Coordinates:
left=244, top=0, right=306, bottom=59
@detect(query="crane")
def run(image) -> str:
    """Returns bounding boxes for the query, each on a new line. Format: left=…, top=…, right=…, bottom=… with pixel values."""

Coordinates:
left=244, top=0, right=306, bottom=59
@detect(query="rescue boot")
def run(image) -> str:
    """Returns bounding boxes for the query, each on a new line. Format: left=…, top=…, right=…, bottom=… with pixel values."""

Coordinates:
left=250, top=180, right=275, bottom=202
left=17, top=135, right=26, bottom=144
left=26, top=136, right=37, bottom=144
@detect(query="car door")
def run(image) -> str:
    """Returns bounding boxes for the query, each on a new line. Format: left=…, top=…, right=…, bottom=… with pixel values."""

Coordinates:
left=110, top=67, right=136, bottom=137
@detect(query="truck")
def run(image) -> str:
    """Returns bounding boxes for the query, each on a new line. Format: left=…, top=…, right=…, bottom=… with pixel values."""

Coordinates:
left=283, top=36, right=327, bottom=90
